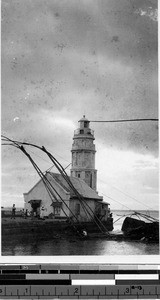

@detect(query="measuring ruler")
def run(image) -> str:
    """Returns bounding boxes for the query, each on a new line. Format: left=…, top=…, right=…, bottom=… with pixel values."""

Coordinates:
left=0, top=264, right=160, bottom=299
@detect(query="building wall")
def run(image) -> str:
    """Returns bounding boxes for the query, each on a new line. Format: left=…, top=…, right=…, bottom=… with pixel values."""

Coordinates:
left=71, top=150, right=95, bottom=169
left=95, top=202, right=110, bottom=222
left=69, top=198, right=96, bottom=222
left=70, top=168, right=97, bottom=190
left=24, top=174, right=70, bottom=218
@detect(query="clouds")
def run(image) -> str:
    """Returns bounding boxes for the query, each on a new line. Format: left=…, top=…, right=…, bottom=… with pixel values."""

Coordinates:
left=96, top=142, right=158, bottom=210
left=1, top=0, right=158, bottom=208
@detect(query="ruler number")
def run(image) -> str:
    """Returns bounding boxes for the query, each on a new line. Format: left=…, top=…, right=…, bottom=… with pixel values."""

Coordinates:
left=74, top=288, right=79, bottom=294
left=125, top=288, right=129, bottom=294
left=0, top=289, right=2, bottom=294
left=22, top=265, right=28, bottom=270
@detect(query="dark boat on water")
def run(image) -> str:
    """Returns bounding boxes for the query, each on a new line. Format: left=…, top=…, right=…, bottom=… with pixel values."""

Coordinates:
left=75, top=211, right=159, bottom=243
left=121, top=213, right=159, bottom=242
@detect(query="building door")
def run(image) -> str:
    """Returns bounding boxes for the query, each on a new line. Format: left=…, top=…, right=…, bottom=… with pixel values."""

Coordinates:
left=29, top=200, right=41, bottom=217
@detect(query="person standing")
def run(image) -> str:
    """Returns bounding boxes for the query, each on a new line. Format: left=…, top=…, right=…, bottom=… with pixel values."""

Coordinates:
left=25, top=209, right=28, bottom=219
left=11, top=204, right=16, bottom=219
left=40, top=206, right=45, bottom=220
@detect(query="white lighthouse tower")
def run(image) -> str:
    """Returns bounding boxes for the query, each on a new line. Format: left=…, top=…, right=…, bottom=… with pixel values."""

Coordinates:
left=70, top=116, right=97, bottom=191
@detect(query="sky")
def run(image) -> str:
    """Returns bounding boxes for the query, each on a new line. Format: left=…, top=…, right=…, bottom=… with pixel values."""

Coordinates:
left=1, top=0, right=158, bottom=211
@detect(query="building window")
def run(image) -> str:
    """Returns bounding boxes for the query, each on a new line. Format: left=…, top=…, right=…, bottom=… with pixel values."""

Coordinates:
left=54, top=207, right=61, bottom=215
left=80, top=130, right=84, bottom=134
left=78, top=173, right=80, bottom=178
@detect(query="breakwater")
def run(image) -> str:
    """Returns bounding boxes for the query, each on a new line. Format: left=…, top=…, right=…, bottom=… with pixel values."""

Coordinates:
left=2, top=217, right=113, bottom=237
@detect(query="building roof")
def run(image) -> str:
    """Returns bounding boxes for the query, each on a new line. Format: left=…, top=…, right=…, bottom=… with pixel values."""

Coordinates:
left=78, top=115, right=89, bottom=122
left=47, top=172, right=103, bottom=200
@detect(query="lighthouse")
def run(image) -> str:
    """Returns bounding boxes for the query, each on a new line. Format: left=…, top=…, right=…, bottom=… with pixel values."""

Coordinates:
left=70, top=116, right=97, bottom=191
left=23, top=114, right=113, bottom=229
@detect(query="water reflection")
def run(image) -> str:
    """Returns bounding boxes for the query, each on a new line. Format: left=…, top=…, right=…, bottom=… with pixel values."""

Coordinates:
left=2, top=234, right=159, bottom=256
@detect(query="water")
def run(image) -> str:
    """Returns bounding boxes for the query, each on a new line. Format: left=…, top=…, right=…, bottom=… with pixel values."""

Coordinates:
left=2, top=210, right=159, bottom=256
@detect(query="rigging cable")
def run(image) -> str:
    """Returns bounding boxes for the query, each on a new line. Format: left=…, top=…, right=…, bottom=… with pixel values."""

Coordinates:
left=2, top=138, right=85, bottom=234
left=101, top=192, right=158, bottom=223
left=3, top=137, right=111, bottom=234
left=90, top=118, right=158, bottom=123
left=2, top=136, right=110, bottom=234
left=41, top=147, right=109, bottom=234
left=98, top=177, right=154, bottom=211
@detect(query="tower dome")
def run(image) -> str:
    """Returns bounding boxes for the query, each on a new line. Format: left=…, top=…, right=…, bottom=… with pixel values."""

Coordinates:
left=70, top=116, right=97, bottom=191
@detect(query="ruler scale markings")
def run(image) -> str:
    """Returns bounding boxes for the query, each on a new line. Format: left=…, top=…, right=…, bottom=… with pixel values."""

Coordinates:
left=0, top=265, right=160, bottom=299
left=0, top=286, right=159, bottom=298
left=116, top=280, right=160, bottom=285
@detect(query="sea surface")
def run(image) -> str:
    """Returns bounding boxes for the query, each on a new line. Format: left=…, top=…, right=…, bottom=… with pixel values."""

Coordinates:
left=2, top=210, right=159, bottom=256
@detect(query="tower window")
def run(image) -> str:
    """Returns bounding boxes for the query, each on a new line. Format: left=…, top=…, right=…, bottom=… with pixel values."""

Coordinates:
left=84, top=121, right=88, bottom=128
left=80, top=130, right=84, bottom=134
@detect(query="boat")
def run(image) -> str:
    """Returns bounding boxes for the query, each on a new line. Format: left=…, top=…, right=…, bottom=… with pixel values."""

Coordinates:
left=121, top=214, right=159, bottom=242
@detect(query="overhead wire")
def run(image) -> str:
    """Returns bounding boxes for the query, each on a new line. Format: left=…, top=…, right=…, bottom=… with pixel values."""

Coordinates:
left=90, top=118, right=158, bottom=123
left=98, top=177, right=154, bottom=211
left=101, top=192, right=158, bottom=223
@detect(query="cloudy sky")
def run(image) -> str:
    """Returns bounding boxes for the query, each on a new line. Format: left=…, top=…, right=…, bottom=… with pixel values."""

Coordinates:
left=2, top=0, right=158, bottom=210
